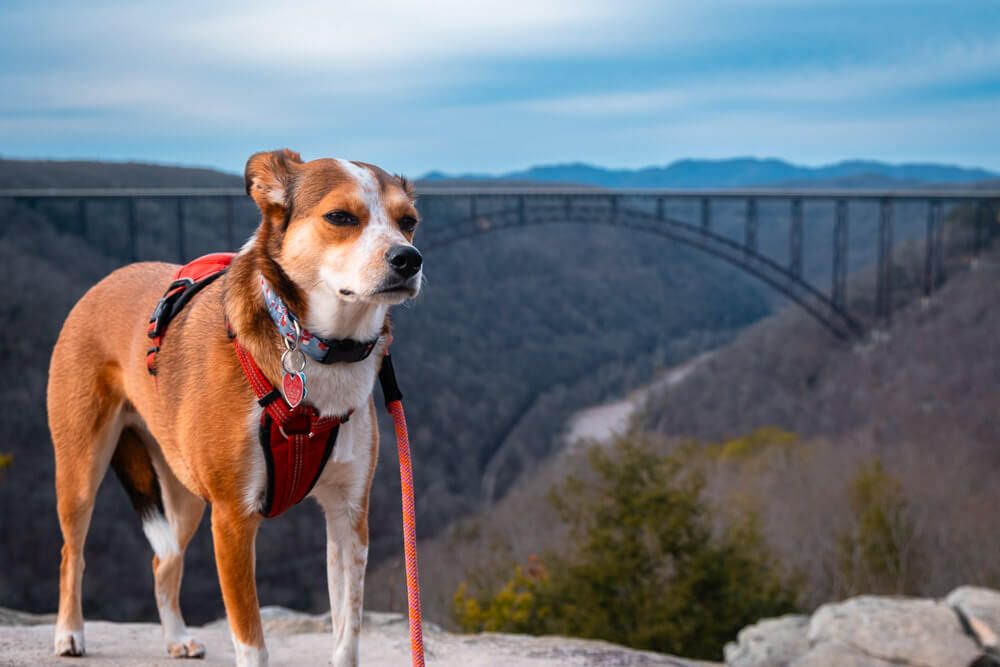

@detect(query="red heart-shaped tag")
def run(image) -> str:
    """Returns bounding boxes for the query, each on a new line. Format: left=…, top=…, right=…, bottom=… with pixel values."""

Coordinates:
left=282, top=371, right=307, bottom=409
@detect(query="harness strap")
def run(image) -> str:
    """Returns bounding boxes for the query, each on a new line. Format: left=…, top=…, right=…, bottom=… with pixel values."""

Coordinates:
left=232, top=337, right=350, bottom=517
left=232, top=337, right=348, bottom=430
left=146, top=252, right=236, bottom=376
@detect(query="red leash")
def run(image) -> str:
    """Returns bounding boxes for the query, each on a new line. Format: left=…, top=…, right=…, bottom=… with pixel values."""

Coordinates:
left=379, top=355, right=425, bottom=666
left=389, top=398, right=425, bottom=665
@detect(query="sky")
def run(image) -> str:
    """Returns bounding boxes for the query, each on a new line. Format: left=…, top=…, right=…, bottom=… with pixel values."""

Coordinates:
left=1, top=1, right=999, bottom=177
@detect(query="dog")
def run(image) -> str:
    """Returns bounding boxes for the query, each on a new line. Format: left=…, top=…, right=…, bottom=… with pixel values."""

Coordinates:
left=47, top=149, right=423, bottom=666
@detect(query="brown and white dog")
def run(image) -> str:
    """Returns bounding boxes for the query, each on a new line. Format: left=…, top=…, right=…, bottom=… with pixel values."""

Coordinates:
left=47, top=149, right=422, bottom=666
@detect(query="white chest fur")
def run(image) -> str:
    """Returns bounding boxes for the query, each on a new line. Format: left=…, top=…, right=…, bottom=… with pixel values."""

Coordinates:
left=300, top=340, right=384, bottom=421
left=299, top=282, right=388, bottom=432
left=300, top=337, right=385, bottom=464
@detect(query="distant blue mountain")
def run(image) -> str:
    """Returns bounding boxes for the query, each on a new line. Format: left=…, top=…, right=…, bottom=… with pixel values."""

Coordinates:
left=422, top=158, right=996, bottom=188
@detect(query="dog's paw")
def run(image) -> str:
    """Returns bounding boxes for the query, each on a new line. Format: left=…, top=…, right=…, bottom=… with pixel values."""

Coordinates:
left=54, top=629, right=85, bottom=657
left=167, top=638, right=207, bottom=659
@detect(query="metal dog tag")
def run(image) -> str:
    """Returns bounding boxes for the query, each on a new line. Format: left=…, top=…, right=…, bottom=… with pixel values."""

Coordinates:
left=282, top=371, right=307, bottom=409
left=280, top=322, right=308, bottom=410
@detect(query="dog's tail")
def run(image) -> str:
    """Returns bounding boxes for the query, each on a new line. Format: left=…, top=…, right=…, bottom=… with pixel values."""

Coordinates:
left=110, top=428, right=178, bottom=558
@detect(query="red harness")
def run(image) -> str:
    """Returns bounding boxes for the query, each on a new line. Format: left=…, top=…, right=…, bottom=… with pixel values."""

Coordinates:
left=146, top=252, right=347, bottom=518
left=232, top=339, right=347, bottom=517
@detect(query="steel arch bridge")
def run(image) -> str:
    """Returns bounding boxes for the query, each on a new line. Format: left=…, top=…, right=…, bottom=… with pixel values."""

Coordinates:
left=415, top=187, right=999, bottom=340
left=2, top=186, right=997, bottom=340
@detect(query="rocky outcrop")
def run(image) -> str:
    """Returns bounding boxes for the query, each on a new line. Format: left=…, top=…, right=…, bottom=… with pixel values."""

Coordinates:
left=7, top=586, right=1000, bottom=666
left=806, top=597, right=982, bottom=666
left=725, top=615, right=810, bottom=667
left=0, top=606, right=715, bottom=666
left=725, top=587, right=1000, bottom=667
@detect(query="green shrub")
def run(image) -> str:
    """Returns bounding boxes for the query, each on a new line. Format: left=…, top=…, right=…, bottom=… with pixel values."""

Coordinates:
left=837, top=458, right=920, bottom=595
left=453, top=436, right=799, bottom=660
left=453, top=558, right=552, bottom=634
left=711, top=426, right=798, bottom=461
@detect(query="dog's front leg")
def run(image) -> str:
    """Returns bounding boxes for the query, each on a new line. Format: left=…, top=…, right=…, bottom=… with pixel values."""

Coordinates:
left=211, top=505, right=266, bottom=667
left=323, top=503, right=369, bottom=667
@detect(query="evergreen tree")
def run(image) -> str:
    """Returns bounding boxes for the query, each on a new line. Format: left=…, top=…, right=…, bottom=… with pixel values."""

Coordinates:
left=455, top=435, right=799, bottom=660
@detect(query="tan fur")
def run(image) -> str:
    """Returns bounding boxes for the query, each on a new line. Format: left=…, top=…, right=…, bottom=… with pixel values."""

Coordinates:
left=48, top=150, right=420, bottom=666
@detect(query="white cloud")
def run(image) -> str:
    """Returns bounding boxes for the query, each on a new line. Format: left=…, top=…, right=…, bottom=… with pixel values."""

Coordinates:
left=0, top=0, right=693, bottom=127
left=172, top=0, right=677, bottom=72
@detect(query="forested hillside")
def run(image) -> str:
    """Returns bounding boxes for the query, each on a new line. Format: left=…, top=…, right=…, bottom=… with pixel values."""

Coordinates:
left=396, top=240, right=999, bottom=634
left=0, top=159, right=767, bottom=624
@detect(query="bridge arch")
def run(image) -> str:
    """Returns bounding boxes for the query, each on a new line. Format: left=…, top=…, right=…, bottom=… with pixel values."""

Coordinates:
left=420, top=203, right=863, bottom=340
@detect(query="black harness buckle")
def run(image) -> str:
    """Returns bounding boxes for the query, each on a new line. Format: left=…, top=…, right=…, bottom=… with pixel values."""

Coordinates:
left=148, top=278, right=196, bottom=339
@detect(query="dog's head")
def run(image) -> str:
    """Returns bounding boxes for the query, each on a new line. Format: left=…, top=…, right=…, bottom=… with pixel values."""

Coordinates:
left=245, top=149, right=422, bottom=307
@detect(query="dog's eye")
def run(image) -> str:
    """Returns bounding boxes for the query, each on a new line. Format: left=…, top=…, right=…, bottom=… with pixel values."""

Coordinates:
left=324, top=210, right=359, bottom=227
left=399, top=215, right=418, bottom=233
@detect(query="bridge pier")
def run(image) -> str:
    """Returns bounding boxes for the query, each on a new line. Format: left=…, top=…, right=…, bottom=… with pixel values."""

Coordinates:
left=744, top=199, right=758, bottom=254
left=923, top=200, right=941, bottom=297
left=76, top=198, right=88, bottom=238
left=176, top=198, right=186, bottom=262
left=789, top=199, right=803, bottom=278
left=974, top=200, right=990, bottom=256
left=225, top=196, right=235, bottom=250
left=127, top=198, right=137, bottom=262
left=832, top=200, right=848, bottom=310
left=875, top=198, right=895, bottom=324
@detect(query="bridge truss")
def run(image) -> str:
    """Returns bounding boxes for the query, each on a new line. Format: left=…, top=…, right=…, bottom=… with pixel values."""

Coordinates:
left=417, top=187, right=998, bottom=339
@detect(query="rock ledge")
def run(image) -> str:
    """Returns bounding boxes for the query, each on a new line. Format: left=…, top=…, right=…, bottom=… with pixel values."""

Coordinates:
left=725, top=586, right=1000, bottom=667
left=0, top=606, right=713, bottom=666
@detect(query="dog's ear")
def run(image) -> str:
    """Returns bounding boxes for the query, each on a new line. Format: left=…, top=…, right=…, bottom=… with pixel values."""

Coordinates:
left=244, top=149, right=304, bottom=215
left=396, top=174, right=416, bottom=201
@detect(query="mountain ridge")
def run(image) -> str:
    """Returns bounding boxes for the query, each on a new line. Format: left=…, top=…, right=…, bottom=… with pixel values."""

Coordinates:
left=422, top=157, right=997, bottom=188
left=3, top=156, right=994, bottom=191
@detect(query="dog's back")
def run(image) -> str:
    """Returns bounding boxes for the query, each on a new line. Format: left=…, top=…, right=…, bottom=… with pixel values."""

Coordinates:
left=48, top=261, right=196, bottom=657
left=49, top=262, right=177, bottom=471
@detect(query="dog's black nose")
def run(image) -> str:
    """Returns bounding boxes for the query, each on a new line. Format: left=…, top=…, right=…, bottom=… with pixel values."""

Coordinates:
left=385, top=244, right=423, bottom=278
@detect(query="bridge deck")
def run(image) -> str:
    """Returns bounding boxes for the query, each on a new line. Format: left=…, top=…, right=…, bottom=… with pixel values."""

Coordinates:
left=2, top=186, right=996, bottom=340
left=1, top=186, right=998, bottom=199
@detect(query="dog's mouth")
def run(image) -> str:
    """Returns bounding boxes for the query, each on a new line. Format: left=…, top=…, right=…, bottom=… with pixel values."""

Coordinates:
left=337, top=277, right=420, bottom=303
left=375, top=282, right=416, bottom=295
left=373, top=280, right=419, bottom=299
